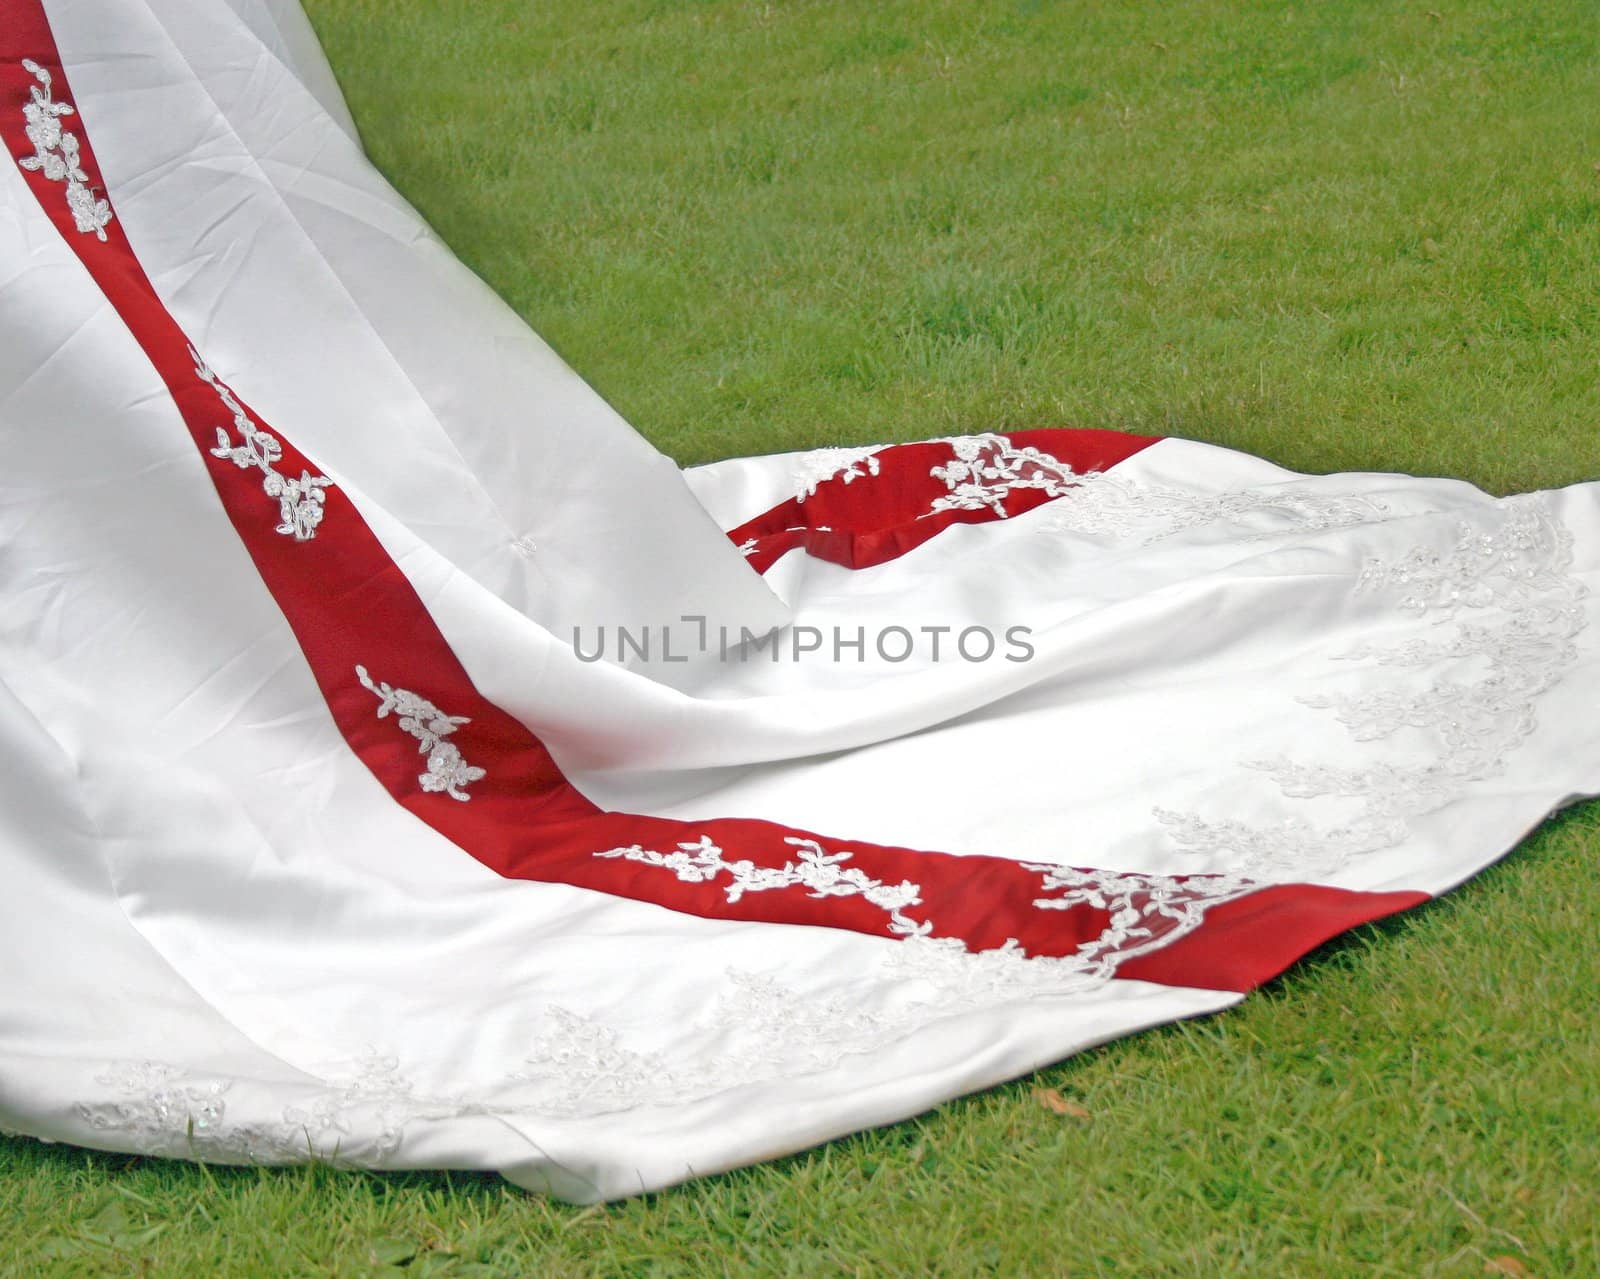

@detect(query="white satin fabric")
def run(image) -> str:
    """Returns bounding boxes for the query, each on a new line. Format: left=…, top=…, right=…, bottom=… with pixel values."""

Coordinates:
left=2, top=0, right=1597, bottom=1202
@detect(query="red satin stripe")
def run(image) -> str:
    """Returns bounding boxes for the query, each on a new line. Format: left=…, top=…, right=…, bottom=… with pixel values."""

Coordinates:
left=730, top=429, right=1159, bottom=573
left=3, top=8, right=1430, bottom=994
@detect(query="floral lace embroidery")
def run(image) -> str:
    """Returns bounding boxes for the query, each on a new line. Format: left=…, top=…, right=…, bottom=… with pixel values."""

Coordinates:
left=72, top=892, right=1245, bottom=1149
left=75, top=1062, right=229, bottom=1152
left=929, top=434, right=1084, bottom=518
left=355, top=666, right=487, bottom=801
left=194, top=349, right=332, bottom=540
left=790, top=446, right=883, bottom=501
left=515, top=954, right=1102, bottom=1119
left=15, top=60, right=114, bottom=241
left=594, top=835, right=1252, bottom=966
left=53, top=504, right=1589, bottom=1147
left=512, top=872, right=1249, bottom=1120
left=272, top=1054, right=426, bottom=1160
left=1039, top=471, right=1391, bottom=544
left=595, top=835, right=930, bottom=936
left=514, top=973, right=896, bottom=1116
left=1026, top=864, right=1255, bottom=965
left=73, top=1054, right=459, bottom=1164
left=68, top=945, right=1094, bottom=1146
left=67, top=857, right=1254, bottom=1143
left=1155, top=496, right=1586, bottom=878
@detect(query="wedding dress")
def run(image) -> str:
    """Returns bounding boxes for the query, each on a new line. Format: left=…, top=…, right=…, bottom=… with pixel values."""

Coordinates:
left=2, top=0, right=1597, bottom=1203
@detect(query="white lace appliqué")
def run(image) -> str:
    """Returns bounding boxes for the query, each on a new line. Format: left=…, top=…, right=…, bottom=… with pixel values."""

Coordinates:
left=594, top=835, right=1251, bottom=966
left=1026, top=863, right=1254, bottom=965
left=355, top=666, right=486, bottom=801
left=15, top=59, right=114, bottom=241
left=67, top=865, right=1254, bottom=1146
left=1156, top=496, right=1586, bottom=878
left=596, top=835, right=929, bottom=936
left=53, top=502, right=1593, bottom=1149
left=930, top=434, right=1084, bottom=518
left=1039, top=472, right=1391, bottom=545
left=76, top=1061, right=229, bottom=1152
left=67, top=859, right=1257, bottom=1143
left=74, top=1054, right=456, bottom=1165
left=193, top=349, right=332, bottom=541
left=513, top=864, right=1248, bottom=1119
left=513, top=973, right=896, bottom=1116
left=791, top=446, right=883, bottom=502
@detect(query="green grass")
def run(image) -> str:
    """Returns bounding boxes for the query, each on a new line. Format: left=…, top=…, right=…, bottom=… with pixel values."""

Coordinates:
left=6, top=0, right=1600, bottom=1274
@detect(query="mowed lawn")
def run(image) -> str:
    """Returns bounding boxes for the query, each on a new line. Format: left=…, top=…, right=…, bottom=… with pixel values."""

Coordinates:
left=5, top=1, right=1600, bottom=1275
